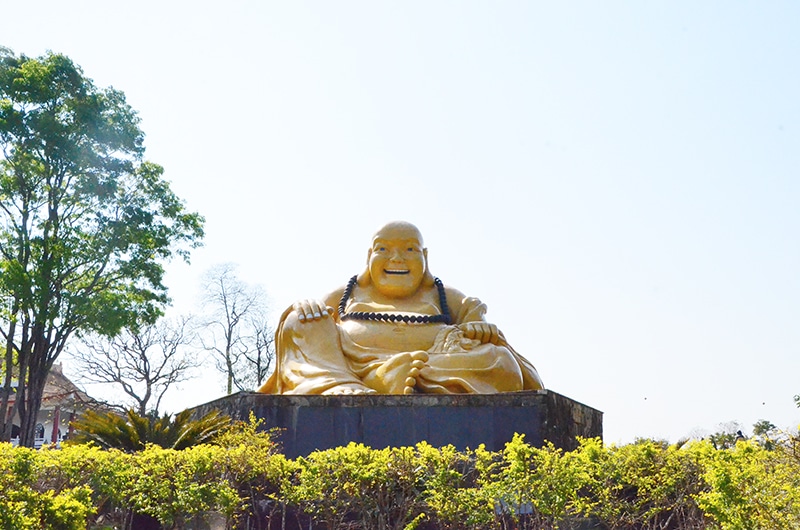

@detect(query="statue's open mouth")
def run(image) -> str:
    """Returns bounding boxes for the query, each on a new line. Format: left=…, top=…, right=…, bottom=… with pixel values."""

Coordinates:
left=384, top=269, right=409, bottom=275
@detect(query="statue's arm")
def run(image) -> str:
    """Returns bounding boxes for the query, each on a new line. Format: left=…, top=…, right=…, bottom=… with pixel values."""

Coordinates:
left=292, top=287, right=345, bottom=323
left=445, top=286, right=504, bottom=345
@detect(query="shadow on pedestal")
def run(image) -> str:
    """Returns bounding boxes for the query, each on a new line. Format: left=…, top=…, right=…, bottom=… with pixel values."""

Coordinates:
left=193, top=389, right=601, bottom=458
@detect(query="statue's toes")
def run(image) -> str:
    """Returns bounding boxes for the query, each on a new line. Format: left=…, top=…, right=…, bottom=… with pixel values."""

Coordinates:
left=412, top=351, right=430, bottom=363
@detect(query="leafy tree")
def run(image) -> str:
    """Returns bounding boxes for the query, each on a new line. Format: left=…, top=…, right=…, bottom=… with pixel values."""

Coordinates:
left=0, top=48, right=203, bottom=446
left=68, top=316, right=200, bottom=416
left=199, top=263, right=274, bottom=394
left=752, top=419, right=779, bottom=451
left=707, top=421, right=745, bottom=450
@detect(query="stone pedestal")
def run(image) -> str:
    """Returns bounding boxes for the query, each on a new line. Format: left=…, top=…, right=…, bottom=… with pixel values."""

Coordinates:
left=194, top=390, right=602, bottom=458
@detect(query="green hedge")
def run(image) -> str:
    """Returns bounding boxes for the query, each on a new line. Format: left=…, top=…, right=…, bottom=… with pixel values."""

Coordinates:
left=1, top=423, right=799, bottom=530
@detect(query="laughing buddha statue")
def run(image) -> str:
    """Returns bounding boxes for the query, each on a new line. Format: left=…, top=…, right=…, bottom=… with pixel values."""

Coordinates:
left=258, top=221, right=544, bottom=395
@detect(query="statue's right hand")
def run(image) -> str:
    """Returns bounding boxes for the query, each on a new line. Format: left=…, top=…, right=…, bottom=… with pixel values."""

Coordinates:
left=293, top=299, right=331, bottom=322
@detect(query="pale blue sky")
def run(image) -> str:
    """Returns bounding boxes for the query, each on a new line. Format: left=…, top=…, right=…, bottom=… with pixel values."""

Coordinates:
left=4, top=1, right=799, bottom=444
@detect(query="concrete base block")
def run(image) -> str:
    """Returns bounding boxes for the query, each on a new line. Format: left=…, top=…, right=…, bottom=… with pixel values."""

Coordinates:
left=193, top=390, right=602, bottom=458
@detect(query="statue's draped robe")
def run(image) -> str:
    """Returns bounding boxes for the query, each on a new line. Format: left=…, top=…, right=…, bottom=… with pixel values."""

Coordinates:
left=259, top=296, right=544, bottom=395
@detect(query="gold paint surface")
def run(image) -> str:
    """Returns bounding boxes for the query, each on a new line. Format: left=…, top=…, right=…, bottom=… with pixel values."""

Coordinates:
left=259, top=221, right=544, bottom=395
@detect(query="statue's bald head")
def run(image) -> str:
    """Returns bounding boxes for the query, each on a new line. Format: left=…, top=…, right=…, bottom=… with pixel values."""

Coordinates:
left=358, top=221, right=433, bottom=291
left=372, top=221, right=425, bottom=248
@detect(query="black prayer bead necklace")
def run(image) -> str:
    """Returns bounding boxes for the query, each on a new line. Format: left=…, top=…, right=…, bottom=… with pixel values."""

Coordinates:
left=338, top=275, right=451, bottom=325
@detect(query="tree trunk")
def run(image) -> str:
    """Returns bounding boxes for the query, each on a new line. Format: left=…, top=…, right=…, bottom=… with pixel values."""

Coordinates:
left=1, top=362, right=14, bottom=442
left=0, top=317, right=19, bottom=442
left=18, top=365, right=46, bottom=447
left=17, top=333, right=52, bottom=448
left=0, top=398, right=19, bottom=443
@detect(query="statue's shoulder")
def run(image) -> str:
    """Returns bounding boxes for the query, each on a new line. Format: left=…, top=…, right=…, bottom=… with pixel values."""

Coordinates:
left=442, top=284, right=467, bottom=302
left=442, top=284, right=470, bottom=311
left=321, top=285, right=347, bottom=308
left=441, top=284, right=487, bottom=323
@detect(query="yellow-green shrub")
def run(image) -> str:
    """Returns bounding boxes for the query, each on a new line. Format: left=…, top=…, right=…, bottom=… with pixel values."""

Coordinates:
left=416, top=441, right=494, bottom=529
left=0, top=443, right=95, bottom=530
left=286, top=442, right=424, bottom=530
left=478, top=434, right=588, bottom=530
left=214, top=414, right=293, bottom=525
left=696, top=439, right=800, bottom=530
left=3, top=422, right=800, bottom=530
left=126, top=444, right=240, bottom=528
left=572, top=438, right=710, bottom=529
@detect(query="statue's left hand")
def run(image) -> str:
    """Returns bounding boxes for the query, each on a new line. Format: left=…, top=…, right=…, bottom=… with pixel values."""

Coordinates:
left=457, top=322, right=503, bottom=345
left=293, top=299, right=332, bottom=322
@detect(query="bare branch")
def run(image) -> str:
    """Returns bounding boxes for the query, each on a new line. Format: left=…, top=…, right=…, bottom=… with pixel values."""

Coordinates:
left=198, top=263, right=274, bottom=394
left=67, top=316, right=200, bottom=416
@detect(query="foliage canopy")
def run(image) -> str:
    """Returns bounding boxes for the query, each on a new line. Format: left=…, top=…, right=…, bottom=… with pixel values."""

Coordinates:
left=0, top=47, right=204, bottom=446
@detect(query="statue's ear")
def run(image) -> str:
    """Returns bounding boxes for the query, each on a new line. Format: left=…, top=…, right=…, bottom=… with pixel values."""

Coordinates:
left=422, top=247, right=435, bottom=287
left=357, top=250, right=372, bottom=287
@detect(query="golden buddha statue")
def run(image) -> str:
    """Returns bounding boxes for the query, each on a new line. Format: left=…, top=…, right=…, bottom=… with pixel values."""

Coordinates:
left=258, top=221, right=544, bottom=395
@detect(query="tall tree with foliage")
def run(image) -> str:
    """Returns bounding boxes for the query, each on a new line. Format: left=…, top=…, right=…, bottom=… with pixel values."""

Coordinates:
left=0, top=48, right=204, bottom=447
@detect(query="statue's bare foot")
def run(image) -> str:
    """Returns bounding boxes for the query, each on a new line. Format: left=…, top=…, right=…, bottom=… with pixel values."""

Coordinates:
left=324, top=383, right=377, bottom=395
left=371, top=351, right=428, bottom=394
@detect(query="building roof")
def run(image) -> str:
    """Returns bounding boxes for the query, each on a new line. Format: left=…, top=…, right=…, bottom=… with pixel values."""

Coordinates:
left=41, top=363, right=99, bottom=411
left=5, top=363, right=103, bottom=413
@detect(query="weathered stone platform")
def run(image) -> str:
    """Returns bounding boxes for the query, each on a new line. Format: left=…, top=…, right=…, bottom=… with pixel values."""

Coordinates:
left=194, top=390, right=601, bottom=458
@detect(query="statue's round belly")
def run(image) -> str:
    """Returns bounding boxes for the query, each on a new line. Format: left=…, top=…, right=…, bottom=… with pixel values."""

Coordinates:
left=340, top=319, right=446, bottom=351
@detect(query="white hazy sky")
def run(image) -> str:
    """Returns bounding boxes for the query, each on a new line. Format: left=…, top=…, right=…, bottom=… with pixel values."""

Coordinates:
left=4, top=1, right=799, bottom=445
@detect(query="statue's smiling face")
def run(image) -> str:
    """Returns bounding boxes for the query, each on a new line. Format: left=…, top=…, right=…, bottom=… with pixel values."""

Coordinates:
left=368, top=224, right=427, bottom=298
